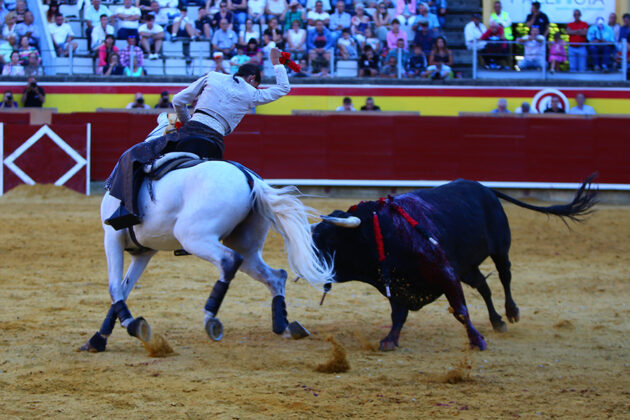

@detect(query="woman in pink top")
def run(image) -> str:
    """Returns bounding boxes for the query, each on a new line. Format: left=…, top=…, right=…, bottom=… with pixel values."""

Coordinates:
left=98, top=34, right=120, bottom=72
left=548, top=31, right=567, bottom=73
left=386, top=19, right=407, bottom=50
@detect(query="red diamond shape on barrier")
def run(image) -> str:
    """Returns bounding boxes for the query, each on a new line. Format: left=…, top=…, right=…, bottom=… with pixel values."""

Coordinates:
left=13, top=135, right=77, bottom=184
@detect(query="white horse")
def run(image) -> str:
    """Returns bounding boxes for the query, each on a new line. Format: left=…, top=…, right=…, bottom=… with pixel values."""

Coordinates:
left=80, top=158, right=334, bottom=352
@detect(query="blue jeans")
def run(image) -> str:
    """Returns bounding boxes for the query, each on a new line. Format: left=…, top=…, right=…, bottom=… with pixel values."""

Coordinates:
left=588, top=44, right=614, bottom=69
left=568, top=45, right=587, bottom=72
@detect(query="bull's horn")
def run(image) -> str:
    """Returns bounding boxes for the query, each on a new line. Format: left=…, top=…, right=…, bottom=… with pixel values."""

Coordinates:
left=320, top=215, right=361, bottom=228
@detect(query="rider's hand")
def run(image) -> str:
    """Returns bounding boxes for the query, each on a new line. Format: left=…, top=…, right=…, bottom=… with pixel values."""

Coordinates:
left=270, top=47, right=282, bottom=65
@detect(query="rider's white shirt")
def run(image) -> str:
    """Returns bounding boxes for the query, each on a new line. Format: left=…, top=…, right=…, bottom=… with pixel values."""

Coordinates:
left=172, top=64, right=290, bottom=136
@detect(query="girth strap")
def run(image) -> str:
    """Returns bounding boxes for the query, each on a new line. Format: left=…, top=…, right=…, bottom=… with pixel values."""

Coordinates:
left=125, top=225, right=153, bottom=255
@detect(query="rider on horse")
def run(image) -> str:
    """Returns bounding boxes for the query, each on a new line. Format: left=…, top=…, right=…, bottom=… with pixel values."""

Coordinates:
left=104, top=47, right=291, bottom=230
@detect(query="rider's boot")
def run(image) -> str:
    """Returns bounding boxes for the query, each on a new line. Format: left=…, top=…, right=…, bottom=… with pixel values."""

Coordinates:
left=104, top=205, right=141, bottom=230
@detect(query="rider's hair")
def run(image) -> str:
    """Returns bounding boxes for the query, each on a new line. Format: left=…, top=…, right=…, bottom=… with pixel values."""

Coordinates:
left=233, top=63, right=261, bottom=84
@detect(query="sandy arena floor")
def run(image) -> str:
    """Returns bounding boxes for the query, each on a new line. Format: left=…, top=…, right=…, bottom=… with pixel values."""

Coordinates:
left=0, top=184, right=629, bottom=419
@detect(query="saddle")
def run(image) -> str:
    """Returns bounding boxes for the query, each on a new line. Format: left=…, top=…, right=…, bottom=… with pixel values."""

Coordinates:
left=143, top=152, right=207, bottom=180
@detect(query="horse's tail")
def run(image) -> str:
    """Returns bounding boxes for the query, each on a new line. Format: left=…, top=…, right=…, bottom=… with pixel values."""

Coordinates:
left=251, top=179, right=334, bottom=288
left=491, top=173, right=598, bottom=223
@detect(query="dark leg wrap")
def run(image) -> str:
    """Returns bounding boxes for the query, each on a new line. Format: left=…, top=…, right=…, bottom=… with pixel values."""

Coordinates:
left=204, top=281, right=229, bottom=316
left=271, top=295, right=289, bottom=335
left=99, top=305, right=117, bottom=336
left=112, top=300, right=133, bottom=324
left=88, top=332, right=108, bottom=352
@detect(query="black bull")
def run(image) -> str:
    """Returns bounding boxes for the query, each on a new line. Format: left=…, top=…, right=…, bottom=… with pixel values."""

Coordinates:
left=312, top=176, right=596, bottom=351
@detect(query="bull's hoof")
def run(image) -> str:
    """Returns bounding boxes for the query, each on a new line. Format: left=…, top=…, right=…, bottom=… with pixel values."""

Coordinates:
left=205, top=317, right=223, bottom=341
left=379, top=340, right=397, bottom=351
left=492, top=319, right=508, bottom=333
left=79, top=332, right=107, bottom=352
left=127, top=317, right=151, bottom=342
left=287, top=321, right=310, bottom=339
left=507, top=306, right=520, bottom=323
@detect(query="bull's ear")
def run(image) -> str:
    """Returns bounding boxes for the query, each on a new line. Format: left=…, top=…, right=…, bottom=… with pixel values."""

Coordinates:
left=320, top=215, right=362, bottom=228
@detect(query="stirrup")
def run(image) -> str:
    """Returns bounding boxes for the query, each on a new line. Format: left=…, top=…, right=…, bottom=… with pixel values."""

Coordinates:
left=104, top=205, right=141, bottom=230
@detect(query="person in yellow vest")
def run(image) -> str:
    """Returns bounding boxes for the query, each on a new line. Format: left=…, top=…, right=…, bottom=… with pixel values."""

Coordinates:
left=490, top=1, right=513, bottom=67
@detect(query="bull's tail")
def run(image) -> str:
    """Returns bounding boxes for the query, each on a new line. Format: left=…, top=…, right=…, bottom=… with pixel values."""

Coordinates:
left=491, top=173, right=598, bottom=223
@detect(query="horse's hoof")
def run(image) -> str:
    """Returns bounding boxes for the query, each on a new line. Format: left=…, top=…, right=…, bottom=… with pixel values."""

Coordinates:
left=205, top=317, right=223, bottom=341
left=127, top=317, right=151, bottom=342
left=287, top=321, right=310, bottom=339
left=379, top=340, right=397, bottom=351
left=79, top=332, right=107, bottom=352
left=492, top=319, right=508, bottom=333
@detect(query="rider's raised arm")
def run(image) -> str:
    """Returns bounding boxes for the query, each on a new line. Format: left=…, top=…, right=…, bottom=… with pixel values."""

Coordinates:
left=173, top=74, right=208, bottom=125
left=252, top=64, right=291, bottom=106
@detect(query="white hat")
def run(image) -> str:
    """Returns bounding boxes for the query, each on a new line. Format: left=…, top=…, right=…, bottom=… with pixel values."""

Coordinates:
left=212, top=51, right=224, bottom=58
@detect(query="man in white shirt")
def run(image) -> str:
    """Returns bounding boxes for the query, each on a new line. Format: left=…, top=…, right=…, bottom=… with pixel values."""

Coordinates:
left=104, top=48, right=290, bottom=229
left=568, top=93, right=596, bottom=115
left=91, top=14, right=115, bottom=50
left=139, top=14, right=164, bottom=58
left=335, top=96, right=356, bottom=111
left=307, top=0, right=330, bottom=28
left=85, top=0, right=112, bottom=47
left=306, top=0, right=330, bottom=12
left=116, top=0, right=141, bottom=39
left=48, top=13, right=77, bottom=56
left=149, top=0, right=171, bottom=28
left=464, top=13, right=486, bottom=50
left=517, top=25, right=545, bottom=69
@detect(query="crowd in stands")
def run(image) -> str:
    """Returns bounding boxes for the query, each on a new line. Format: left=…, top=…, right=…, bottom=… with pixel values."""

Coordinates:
left=490, top=93, right=596, bottom=115
left=465, top=1, right=630, bottom=74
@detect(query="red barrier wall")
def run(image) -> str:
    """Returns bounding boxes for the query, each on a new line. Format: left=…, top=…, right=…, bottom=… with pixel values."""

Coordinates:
left=51, top=113, right=630, bottom=184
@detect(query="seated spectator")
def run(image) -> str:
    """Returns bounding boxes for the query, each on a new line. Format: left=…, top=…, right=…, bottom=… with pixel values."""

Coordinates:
left=619, top=13, right=630, bottom=43
left=337, top=27, right=358, bottom=59
left=350, top=3, right=371, bottom=44
left=525, top=1, right=549, bottom=37
left=289, top=57, right=310, bottom=76
left=21, top=76, right=45, bottom=107
left=358, top=44, right=379, bottom=76
left=413, top=2, right=439, bottom=32
left=421, top=60, right=451, bottom=79
left=247, top=0, right=266, bottom=25
left=587, top=17, right=615, bottom=72
left=265, top=0, right=287, bottom=25
left=428, top=36, right=452, bottom=66
left=329, top=0, right=351, bottom=40
left=212, top=18, right=238, bottom=57
left=212, top=1, right=234, bottom=30
left=126, top=92, right=150, bottom=109
left=91, top=13, right=115, bottom=50
left=209, top=50, right=230, bottom=73
left=119, top=34, right=144, bottom=68
left=517, top=25, right=545, bottom=70
left=139, top=14, right=164, bottom=59
left=17, top=35, right=37, bottom=64
left=195, top=7, right=213, bottom=39
left=514, top=101, right=537, bottom=113
left=49, top=13, right=78, bottom=57
left=568, top=93, right=596, bottom=115
left=336, top=96, right=357, bottom=111
left=23, top=52, right=41, bottom=76
left=386, top=19, right=408, bottom=50
left=13, top=0, right=25, bottom=24
left=149, top=1, right=171, bottom=29
left=609, top=12, right=620, bottom=41
left=380, top=55, right=398, bottom=77
left=244, top=37, right=263, bottom=65
left=15, top=10, right=38, bottom=47
left=103, top=52, right=125, bottom=75
left=428, top=0, right=446, bottom=27
left=239, top=18, right=261, bottom=45
left=229, top=0, right=248, bottom=30
left=46, top=1, right=59, bottom=24
left=548, top=32, right=566, bottom=73
left=98, top=34, right=119, bottom=70
left=306, top=0, right=331, bottom=11
left=312, top=64, right=331, bottom=77
left=406, top=43, right=426, bottom=77
left=395, top=0, right=416, bottom=28
left=115, top=0, right=141, bottom=40
left=361, top=96, right=381, bottom=110
left=307, top=20, right=333, bottom=70
left=490, top=1, right=513, bottom=41
left=85, top=0, right=113, bottom=51
left=1, top=50, right=24, bottom=75
left=413, top=19, right=434, bottom=54
left=480, top=20, right=509, bottom=69
left=206, top=0, right=222, bottom=16
left=543, top=96, right=565, bottom=113
left=285, top=18, right=306, bottom=59
left=567, top=9, right=588, bottom=72
left=363, top=27, right=381, bottom=54
left=154, top=90, right=172, bottom=108
left=264, top=17, right=285, bottom=49
left=307, top=0, right=330, bottom=29
left=464, top=13, right=486, bottom=51
left=2, top=11, right=18, bottom=40
left=386, top=37, right=409, bottom=64
left=373, top=2, right=392, bottom=41
left=230, top=44, right=250, bottom=72
left=284, top=0, right=305, bottom=31
left=172, top=6, right=198, bottom=39
left=123, top=55, right=147, bottom=76
left=0, top=90, right=18, bottom=108
left=491, top=98, right=510, bottom=113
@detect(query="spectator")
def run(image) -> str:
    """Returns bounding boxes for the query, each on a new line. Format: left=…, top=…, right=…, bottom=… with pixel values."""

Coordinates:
left=115, top=0, right=141, bottom=39
left=361, top=96, right=381, bottom=111
left=172, top=6, right=198, bottom=39
left=2, top=11, right=18, bottom=40
left=229, top=44, right=250, bottom=72
left=386, top=37, right=409, bottom=64
left=464, top=13, right=486, bottom=51
left=0, top=90, right=17, bottom=108
left=480, top=20, right=508, bottom=69
left=395, top=0, right=416, bottom=28
left=516, top=25, right=544, bottom=70
left=291, top=57, right=310, bottom=76
left=358, top=44, right=379, bottom=76
left=525, top=1, right=549, bottom=37
left=138, top=0, right=153, bottom=21
left=285, top=18, right=306, bottom=59
left=427, top=0, right=447, bottom=27
left=149, top=1, right=171, bottom=29
left=337, top=27, right=358, bottom=58
left=491, top=98, right=510, bottom=113
left=212, top=18, right=238, bottom=57
left=587, top=16, right=615, bottom=72
left=248, top=0, right=266, bottom=25
left=307, top=19, right=333, bottom=70
left=373, top=2, right=392, bottom=41
left=244, top=37, right=263, bottom=65
left=306, top=0, right=331, bottom=11
left=239, top=18, right=261, bottom=44
left=206, top=0, right=222, bottom=16
left=312, top=64, right=331, bottom=77
left=413, top=2, right=439, bottom=32
left=306, top=0, right=329, bottom=29
left=619, top=13, right=630, bottom=43
left=567, top=9, right=588, bottom=72
left=548, top=31, right=566, bottom=73
left=195, top=7, right=212, bottom=39
left=17, top=34, right=37, bottom=65
left=91, top=13, right=115, bottom=50
left=49, top=13, right=78, bottom=57
left=386, top=19, right=407, bottom=50
left=421, top=60, right=451, bottom=79
left=15, top=10, right=38, bottom=47
left=46, top=1, right=59, bottom=24
left=266, top=0, right=287, bottom=25
left=139, top=15, right=165, bottom=58
left=119, top=34, right=144, bottom=68
left=406, top=43, right=426, bottom=77
left=21, top=76, right=45, bottom=107
left=13, top=0, right=24, bottom=23
left=514, top=101, right=537, bottom=113
left=336, top=96, right=356, bottom=111
left=85, top=0, right=112, bottom=50
left=543, top=96, right=565, bottom=113
left=568, top=93, right=596, bottom=115
left=212, top=1, right=234, bottom=30
left=490, top=1, right=512, bottom=41
left=126, top=92, right=150, bottom=109
left=428, top=35, right=452, bottom=66
left=609, top=12, right=620, bottom=42
left=209, top=50, right=230, bottom=73
left=284, top=0, right=304, bottom=31
left=413, top=19, right=434, bottom=54
left=1, top=51, right=24, bottom=75
left=98, top=34, right=119, bottom=70
left=0, top=34, right=17, bottom=67
left=329, top=0, right=351, bottom=40
left=103, top=52, right=125, bottom=75
left=23, top=52, right=41, bottom=76
left=155, top=90, right=172, bottom=109
left=264, top=16, right=285, bottom=49
left=230, top=0, right=248, bottom=29
left=380, top=55, right=398, bottom=77
left=363, top=27, right=381, bottom=54
left=123, top=55, right=147, bottom=76
left=350, top=3, right=371, bottom=44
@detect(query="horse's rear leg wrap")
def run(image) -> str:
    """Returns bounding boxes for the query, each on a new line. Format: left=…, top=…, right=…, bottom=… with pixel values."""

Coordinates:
left=85, top=331, right=108, bottom=352
left=271, top=295, right=289, bottom=334
left=113, top=300, right=133, bottom=327
left=99, top=305, right=117, bottom=336
left=205, top=281, right=229, bottom=317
